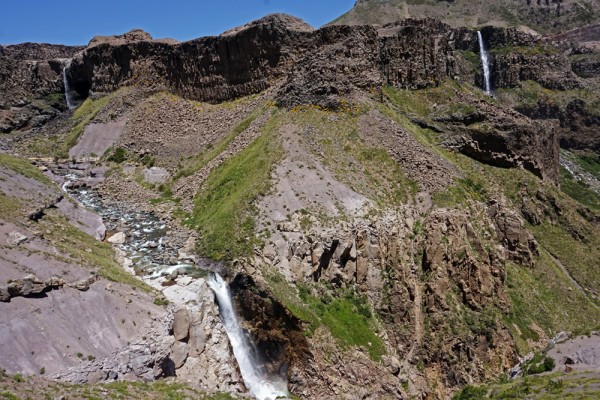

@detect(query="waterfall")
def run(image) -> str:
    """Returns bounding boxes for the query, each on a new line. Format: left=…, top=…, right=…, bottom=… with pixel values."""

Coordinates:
left=207, top=273, right=289, bottom=400
left=63, top=60, right=74, bottom=110
left=477, top=31, right=492, bottom=95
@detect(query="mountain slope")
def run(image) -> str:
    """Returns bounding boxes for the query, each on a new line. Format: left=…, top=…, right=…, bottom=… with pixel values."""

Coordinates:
left=332, top=0, right=600, bottom=35
left=1, top=13, right=600, bottom=400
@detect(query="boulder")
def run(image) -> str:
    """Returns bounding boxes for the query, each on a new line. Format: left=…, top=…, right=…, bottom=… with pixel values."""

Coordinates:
left=107, top=232, right=126, bottom=244
left=142, top=167, right=170, bottom=185
left=170, top=341, right=189, bottom=369
left=7, top=231, right=28, bottom=245
left=172, top=309, right=190, bottom=341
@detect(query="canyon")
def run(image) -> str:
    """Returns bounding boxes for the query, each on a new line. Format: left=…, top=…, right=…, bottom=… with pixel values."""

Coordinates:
left=1, top=3, right=600, bottom=400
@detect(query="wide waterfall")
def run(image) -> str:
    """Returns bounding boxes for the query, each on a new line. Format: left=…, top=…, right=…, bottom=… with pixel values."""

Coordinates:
left=63, top=61, right=74, bottom=110
left=477, top=31, right=492, bottom=95
left=207, top=273, right=289, bottom=400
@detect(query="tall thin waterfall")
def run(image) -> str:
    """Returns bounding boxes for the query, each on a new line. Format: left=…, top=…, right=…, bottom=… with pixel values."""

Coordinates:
left=477, top=31, right=492, bottom=95
left=63, top=60, right=74, bottom=110
left=207, top=273, right=289, bottom=400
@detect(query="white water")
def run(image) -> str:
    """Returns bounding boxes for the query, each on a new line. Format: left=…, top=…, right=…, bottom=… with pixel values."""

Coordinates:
left=477, top=31, right=492, bottom=95
left=63, top=61, right=74, bottom=110
left=207, top=273, right=289, bottom=400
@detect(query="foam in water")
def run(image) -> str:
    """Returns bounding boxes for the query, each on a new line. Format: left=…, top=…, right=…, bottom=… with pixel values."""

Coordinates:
left=63, top=60, right=74, bottom=110
left=477, top=31, right=492, bottom=95
left=208, top=273, right=289, bottom=400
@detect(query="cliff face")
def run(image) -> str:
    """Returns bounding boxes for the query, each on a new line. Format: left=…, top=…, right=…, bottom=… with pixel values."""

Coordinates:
left=47, top=17, right=579, bottom=181
left=2, top=12, right=600, bottom=400
left=0, top=43, right=83, bottom=133
left=65, top=17, right=577, bottom=106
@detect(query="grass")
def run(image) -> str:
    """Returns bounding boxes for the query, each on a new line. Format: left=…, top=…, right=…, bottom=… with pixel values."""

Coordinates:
left=263, top=268, right=385, bottom=361
left=572, top=152, right=600, bottom=181
left=0, top=373, right=240, bottom=400
left=560, top=166, right=600, bottom=211
left=530, top=221, right=600, bottom=299
left=454, top=371, right=600, bottom=399
left=39, top=211, right=152, bottom=292
left=175, top=104, right=267, bottom=180
left=189, top=109, right=283, bottom=261
left=299, top=287, right=386, bottom=361
left=504, top=251, right=600, bottom=355
left=284, top=105, right=418, bottom=207
left=61, top=95, right=114, bottom=158
left=0, top=154, right=51, bottom=185
left=490, top=44, right=557, bottom=57
left=0, top=192, right=23, bottom=221
left=106, top=146, right=128, bottom=164
left=24, top=93, right=114, bottom=159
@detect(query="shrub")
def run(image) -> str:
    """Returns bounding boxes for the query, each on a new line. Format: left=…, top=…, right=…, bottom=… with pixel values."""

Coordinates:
left=453, top=385, right=486, bottom=400
left=107, top=147, right=127, bottom=163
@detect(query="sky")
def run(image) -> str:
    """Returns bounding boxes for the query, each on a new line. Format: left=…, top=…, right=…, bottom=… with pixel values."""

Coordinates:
left=1, top=0, right=356, bottom=45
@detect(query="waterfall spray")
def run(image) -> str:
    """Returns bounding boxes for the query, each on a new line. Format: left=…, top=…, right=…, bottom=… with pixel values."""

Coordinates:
left=477, top=31, right=492, bottom=95
left=63, top=60, right=74, bottom=110
left=207, top=273, right=289, bottom=400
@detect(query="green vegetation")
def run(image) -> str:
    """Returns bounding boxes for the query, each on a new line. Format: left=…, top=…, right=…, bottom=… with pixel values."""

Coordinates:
left=523, top=353, right=555, bottom=376
left=432, top=176, right=488, bottom=207
left=176, top=104, right=267, bottom=179
left=106, top=146, right=128, bottom=164
left=530, top=222, right=600, bottom=300
left=458, top=50, right=481, bottom=73
left=0, top=373, right=240, bottom=400
left=0, top=154, right=51, bottom=185
left=505, top=252, right=600, bottom=354
left=299, top=286, right=386, bottom=361
left=491, top=44, right=557, bottom=57
left=61, top=95, right=114, bottom=158
left=0, top=391, right=19, bottom=400
left=189, top=109, right=283, bottom=261
left=24, top=93, right=114, bottom=159
left=560, top=166, right=600, bottom=211
left=263, top=269, right=385, bottom=361
left=454, top=371, right=600, bottom=399
left=153, top=296, right=169, bottom=306
left=573, top=153, right=600, bottom=181
left=285, top=105, right=418, bottom=207
left=0, top=192, right=23, bottom=221
left=453, top=385, right=487, bottom=400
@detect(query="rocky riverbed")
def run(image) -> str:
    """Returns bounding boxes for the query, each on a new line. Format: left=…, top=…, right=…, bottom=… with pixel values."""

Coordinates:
left=35, top=161, right=247, bottom=394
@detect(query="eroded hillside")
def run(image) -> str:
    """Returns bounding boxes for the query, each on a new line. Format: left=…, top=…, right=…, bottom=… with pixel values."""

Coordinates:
left=1, top=12, right=600, bottom=400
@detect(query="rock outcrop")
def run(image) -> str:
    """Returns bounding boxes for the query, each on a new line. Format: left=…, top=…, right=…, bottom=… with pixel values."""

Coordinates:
left=0, top=43, right=83, bottom=132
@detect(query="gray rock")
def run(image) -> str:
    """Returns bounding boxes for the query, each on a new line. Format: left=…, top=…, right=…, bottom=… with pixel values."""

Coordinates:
left=189, top=324, right=207, bottom=356
left=107, top=232, right=126, bottom=244
left=0, top=287, right=10, bottom=302
left=143, top=167, right=170, bottom=185
left=172, top=309, right=190, bottom=341
left=7, top=231, right=28, bottom=245
left=170, top=341, right=189, bottom=369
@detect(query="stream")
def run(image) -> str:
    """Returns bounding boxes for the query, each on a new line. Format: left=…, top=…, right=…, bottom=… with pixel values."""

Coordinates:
left=56, top=166, right=289, bottom=399
left=61, top=171, right=195, bottom=281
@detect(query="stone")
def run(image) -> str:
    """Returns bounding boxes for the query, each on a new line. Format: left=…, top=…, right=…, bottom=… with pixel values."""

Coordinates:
left=7, top=231, right=28, bottom=245
left=172, top=309, right=190, bottom=341
left=143, top=167, right=171, bottom=185
left=170, top=341, right=189, bottom=369
left=107, top=232, right=126, bottom=244
left=189, top=323, right=207, bottom=357
left=0, top=287, right=10, bottom=302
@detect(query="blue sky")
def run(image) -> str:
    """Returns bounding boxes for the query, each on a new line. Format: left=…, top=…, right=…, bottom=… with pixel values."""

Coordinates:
left=1, top=0, right=356, bottom=45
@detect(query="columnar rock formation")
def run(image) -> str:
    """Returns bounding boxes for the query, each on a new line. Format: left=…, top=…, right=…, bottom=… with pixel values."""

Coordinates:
left=2, top=15, right=577, bottom=180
